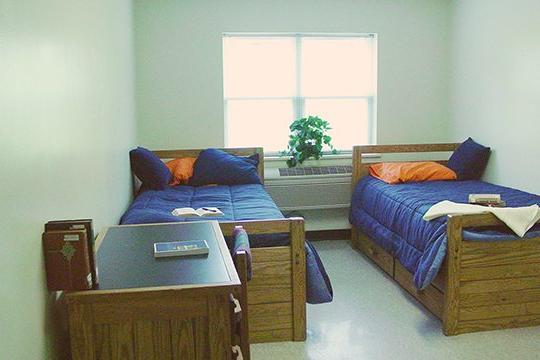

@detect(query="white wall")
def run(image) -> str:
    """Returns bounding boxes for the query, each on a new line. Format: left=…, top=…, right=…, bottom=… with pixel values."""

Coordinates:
left=134, top=0, right=452, bottom=149
left=450, top=0, right=540, bottom=194
left=0, top=1, right=136, bottom=359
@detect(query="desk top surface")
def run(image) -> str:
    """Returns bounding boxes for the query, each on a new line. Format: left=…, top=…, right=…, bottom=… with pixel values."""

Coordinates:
left=95, top=221, right=237, bottom=291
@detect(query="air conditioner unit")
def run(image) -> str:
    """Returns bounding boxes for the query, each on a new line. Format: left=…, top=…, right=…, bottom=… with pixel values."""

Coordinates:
left=265, top=165, right=352, bottom=231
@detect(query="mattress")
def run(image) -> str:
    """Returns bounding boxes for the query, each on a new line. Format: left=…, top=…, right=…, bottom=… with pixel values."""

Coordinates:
left=350, top=176, right=540, bottom=290
left=120, top=184, right=333, bottom=304
left=122, top=184, right=282, bottom=223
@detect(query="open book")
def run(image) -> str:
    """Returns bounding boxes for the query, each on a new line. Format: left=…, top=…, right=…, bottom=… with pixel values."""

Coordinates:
left=171, top=207, right=224, bottom=217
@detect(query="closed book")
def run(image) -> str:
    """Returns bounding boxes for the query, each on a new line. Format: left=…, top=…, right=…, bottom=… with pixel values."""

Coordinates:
left=45, top=219, right=97, bottom=287
left=43, top=230, right=93, bottom=291
left=468, top=194, right=501, bottom=203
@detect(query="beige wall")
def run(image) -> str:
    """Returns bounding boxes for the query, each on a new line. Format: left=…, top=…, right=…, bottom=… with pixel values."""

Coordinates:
left=0, top=1, right=136, bottom=359
left=134, top=0, right=453, bottom=149
left=450, top=0, right=540, bottom=193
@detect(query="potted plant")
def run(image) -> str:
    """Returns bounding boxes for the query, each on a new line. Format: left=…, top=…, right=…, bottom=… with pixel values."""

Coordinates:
left=281, top=115, right=336, bottom=167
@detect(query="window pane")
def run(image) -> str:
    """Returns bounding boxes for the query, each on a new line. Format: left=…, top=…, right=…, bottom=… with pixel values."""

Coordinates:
left=226, top=99, right=293, bottom=151
left=304, top=98, right=369, bottom=150
left=301, top=38, right=374, bottom=97
left=223, top=37, right=296, bottom=97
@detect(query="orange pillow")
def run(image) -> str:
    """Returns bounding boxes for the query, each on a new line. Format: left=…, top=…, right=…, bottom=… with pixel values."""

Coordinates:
left=369, top=162, right=457, bottom=184
left=166, top=157, right=197, bottom=186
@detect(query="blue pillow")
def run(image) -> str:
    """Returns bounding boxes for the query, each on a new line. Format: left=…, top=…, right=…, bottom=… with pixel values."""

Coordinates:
left=189, top=149, right=262, bottom=186
left=448, top=138, right=491, bottom=180
left=129, top=147, right=172, bottom=190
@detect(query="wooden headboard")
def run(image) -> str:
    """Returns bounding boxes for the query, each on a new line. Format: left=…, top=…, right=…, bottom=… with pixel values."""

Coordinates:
left=352, top=143, right=460, bottom=188
left=132, top=147, right=265, bottom=196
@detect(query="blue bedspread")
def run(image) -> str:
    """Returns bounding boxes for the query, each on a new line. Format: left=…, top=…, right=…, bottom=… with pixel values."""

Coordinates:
left=350, top=176, right=540, bottom=290
left=121, top=184, right=333, bottom=304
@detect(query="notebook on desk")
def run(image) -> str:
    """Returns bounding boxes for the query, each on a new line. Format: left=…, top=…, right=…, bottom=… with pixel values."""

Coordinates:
left=154, top=240, right=210, bottom=258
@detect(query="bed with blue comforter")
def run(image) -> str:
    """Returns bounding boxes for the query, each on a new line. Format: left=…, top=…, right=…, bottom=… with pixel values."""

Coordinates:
left=121, top=183, right=333, bottom=304
left=350, top=176, right=540, bottom=290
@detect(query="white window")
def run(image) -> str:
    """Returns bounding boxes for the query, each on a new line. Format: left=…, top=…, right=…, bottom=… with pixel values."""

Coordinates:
left=223, top=33, right=377, bottom=154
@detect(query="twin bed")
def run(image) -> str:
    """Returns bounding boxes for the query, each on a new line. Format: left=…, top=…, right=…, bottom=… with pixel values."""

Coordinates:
left=121, top=148, right=332, bottom=343
left=350, top=143, right=540, bottom=335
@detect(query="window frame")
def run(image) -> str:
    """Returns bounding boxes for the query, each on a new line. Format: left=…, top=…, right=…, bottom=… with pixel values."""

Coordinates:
left=222, top=32, right=378, bottom=156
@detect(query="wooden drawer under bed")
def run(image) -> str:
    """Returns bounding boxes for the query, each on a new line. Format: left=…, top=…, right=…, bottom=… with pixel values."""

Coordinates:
left=351, top=227, right=445, bottom=319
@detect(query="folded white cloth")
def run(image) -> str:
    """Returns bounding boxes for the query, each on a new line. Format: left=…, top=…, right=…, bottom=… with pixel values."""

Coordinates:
left=423, top=200, right=540, bottom=237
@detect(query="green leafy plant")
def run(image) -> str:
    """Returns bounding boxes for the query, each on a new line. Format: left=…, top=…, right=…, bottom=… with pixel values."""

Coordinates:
left=281, top=116, right=336, bottom=167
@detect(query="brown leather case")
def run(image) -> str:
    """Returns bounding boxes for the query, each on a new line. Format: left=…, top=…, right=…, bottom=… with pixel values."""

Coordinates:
left=45, top=219, right=97, bottom=288
left=43, top=230, right=93, bottom=291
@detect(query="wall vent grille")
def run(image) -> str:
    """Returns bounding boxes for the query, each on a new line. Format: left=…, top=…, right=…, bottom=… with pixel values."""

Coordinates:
left=278, top=165, right=352, bottom=177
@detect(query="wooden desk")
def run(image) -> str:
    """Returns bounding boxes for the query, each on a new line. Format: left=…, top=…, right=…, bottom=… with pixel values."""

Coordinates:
left=66, top=221, right=245, bottom=360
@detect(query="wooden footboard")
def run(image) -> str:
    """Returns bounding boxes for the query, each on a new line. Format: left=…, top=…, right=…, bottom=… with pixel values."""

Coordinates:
left=444, top=214, right=540, bottom=335
left=220, top=218, right=306, bottom=343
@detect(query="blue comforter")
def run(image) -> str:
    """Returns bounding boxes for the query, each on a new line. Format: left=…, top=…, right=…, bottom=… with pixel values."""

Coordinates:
left=350, top=176, right=540, bottom=290
left=121, top=184, right=333, bottom=304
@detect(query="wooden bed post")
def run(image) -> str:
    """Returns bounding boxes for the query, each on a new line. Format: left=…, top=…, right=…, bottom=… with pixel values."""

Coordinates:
left=351, top=146, right=363, bottom=191
left=351, top=146, right=363, bottom=249
left=443, top=215, right=463, bottom=335
left=254, top=147, right=264, bottom=184
left=290, top=217, right=307, bottom=341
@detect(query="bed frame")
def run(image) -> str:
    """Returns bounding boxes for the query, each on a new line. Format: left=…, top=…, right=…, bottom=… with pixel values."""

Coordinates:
left=351, top=143, right=540, bottom=335
left=142, top=148, right=307, bottom=343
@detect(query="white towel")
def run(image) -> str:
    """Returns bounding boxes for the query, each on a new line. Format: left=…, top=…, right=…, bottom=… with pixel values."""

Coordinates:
left=423, top=200, right=540, bottom=237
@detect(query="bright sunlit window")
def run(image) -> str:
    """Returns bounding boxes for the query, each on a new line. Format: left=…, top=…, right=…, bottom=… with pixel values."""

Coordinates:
left=223, top=33, right=377, bottom=154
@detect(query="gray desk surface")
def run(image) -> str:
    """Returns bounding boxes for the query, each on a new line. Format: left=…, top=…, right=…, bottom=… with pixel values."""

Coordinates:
left=96, top=221, right=233, bottom=290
